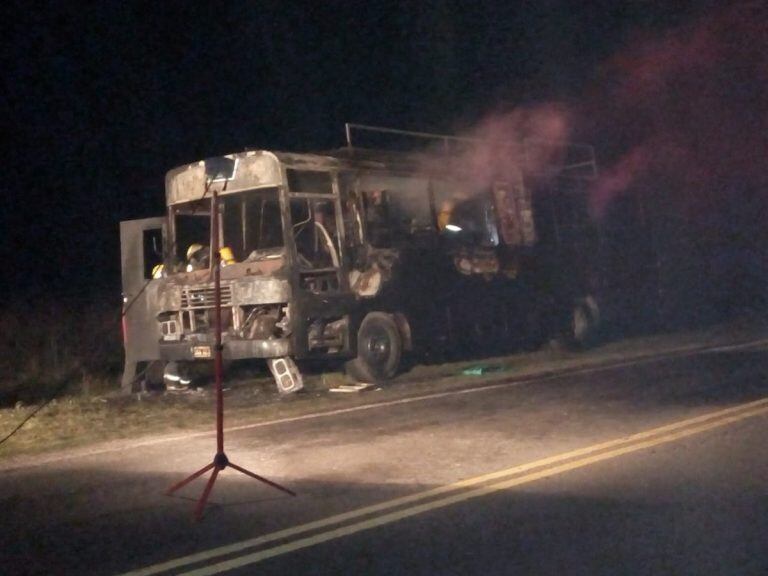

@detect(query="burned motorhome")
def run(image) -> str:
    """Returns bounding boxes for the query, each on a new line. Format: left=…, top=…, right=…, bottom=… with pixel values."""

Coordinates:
left=120, top=125, right=599, bottom=393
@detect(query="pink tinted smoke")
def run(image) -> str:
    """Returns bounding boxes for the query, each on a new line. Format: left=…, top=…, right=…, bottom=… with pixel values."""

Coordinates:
left=590, top=146, right=648, bottom=219
left=422, top=104, right=572, bottom=187
left=588, top=1, right=768, bottom=218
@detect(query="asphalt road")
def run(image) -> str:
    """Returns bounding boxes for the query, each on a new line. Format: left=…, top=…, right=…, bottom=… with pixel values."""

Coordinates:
left=2, top=342, right=767, bottom=575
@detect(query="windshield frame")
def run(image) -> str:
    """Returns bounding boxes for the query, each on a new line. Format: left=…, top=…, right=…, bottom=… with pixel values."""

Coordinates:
left=166, top=186, right=286, bottom=275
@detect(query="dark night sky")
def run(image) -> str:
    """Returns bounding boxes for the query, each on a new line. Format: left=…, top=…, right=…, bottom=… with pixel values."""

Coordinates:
left=0, top=1, right=735, bottom=304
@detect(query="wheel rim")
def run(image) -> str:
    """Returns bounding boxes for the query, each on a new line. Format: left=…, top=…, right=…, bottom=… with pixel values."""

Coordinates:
left=364, top=328, right=391, bottom=366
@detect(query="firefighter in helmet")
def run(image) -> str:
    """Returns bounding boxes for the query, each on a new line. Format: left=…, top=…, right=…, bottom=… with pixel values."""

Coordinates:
left=186, top=243, right=210, bottom=271
left=186, top=243, right=236, bottom=271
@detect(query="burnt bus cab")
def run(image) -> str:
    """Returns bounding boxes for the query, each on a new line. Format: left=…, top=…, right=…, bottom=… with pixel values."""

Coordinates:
left=121, top=140, right=598, bottom=393
left=123, top=150, right=362, bottom=392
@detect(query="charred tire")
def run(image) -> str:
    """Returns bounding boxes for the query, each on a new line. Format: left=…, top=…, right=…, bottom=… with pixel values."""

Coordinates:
left=563, top=296, right=600, bottom=348
left=345, top=312, right=402, bottom=383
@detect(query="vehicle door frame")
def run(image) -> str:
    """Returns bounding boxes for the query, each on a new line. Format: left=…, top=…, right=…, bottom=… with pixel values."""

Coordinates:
left=281, top=168, right=356, bottom=359
left=119, top=217, right=166, bottom=392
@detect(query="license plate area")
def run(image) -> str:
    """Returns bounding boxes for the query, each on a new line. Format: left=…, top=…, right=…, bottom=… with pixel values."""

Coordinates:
left=192, top=345, right=212, bottom=359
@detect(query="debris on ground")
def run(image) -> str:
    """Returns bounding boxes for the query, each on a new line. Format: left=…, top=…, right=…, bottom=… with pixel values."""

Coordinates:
left=462, top=364, right=504, bottom=376
left=329, top=383, right=374, bottom=393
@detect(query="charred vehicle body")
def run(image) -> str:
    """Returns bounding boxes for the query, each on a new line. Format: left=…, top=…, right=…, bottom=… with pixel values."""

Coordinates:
left=120, top=125, right=599, bottom=393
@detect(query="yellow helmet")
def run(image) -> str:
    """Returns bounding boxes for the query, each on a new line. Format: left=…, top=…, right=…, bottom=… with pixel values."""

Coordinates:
left=186, top=243, right=205, bottom=261
left=219, top=246, right=236, bottom=265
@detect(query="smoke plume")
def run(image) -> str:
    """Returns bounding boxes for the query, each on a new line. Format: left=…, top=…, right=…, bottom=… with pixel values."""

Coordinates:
left=440, top=2, right=768, bottom=322
left=586, top=1, right=768, bottom=219
left=420, top=103, right=573, bottom=186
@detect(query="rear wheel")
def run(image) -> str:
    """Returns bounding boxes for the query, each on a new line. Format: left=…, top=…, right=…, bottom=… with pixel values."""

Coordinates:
left=563, top=296, right=600, bottom=348
left=345, top=312, right=402, bottom=383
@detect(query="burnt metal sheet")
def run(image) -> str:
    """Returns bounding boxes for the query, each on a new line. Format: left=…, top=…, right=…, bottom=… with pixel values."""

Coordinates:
left=165, top=151, right=283, bottom=205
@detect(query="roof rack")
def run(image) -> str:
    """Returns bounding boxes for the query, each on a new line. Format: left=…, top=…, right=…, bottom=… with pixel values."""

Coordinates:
left=343, top=122, right=597, bottom=179
left=345, top=123, right=474, bottom=150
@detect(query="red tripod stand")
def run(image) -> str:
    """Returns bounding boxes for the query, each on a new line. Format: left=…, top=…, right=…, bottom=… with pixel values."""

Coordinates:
left=166, top=189, right=296, bottom=521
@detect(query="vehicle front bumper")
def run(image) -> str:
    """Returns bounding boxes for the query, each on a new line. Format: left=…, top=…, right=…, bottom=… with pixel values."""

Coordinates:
left=159, top=338, right=291, bottom=361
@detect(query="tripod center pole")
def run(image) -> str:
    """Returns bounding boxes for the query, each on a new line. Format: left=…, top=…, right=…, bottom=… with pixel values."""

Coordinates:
left=211, top=189, right=225, bottom=455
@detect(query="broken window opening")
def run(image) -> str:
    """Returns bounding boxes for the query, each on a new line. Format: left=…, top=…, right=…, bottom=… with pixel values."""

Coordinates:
left=290, top=198, right=340, bottom=270
left=142, top=228, right=164, bottom=279
left=170, top=188, right=284, bottom=274
left=287, top=169, right=334, bottom=194
left=171, top=198, right=211, bottom=273
left=339, top=172, right=364, bottom=248
left=358, top=175, right=432, bottom=248
left=221, top=187, right=284, bottom=262
left=433, top=180, right=499, bottom=248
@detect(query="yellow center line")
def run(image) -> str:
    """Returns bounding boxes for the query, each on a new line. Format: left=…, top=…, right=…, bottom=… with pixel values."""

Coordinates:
left=180, top=403, right=768, bottom=576
left=121, top=396, right=768, bottom=576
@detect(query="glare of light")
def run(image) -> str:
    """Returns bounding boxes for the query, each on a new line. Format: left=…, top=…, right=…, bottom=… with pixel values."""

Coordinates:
left=445, top=224, right=462, bottom=232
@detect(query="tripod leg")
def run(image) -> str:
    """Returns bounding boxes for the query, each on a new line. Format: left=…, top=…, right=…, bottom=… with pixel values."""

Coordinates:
left=194, top=466, right=221, bottom=521
left=228, top=461, right=297, bottom=496
left=166, top=461, right=216, bottom=496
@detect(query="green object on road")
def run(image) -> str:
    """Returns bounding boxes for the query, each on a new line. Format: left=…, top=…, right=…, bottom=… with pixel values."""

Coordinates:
left=462, top=364, right=503, bottom=376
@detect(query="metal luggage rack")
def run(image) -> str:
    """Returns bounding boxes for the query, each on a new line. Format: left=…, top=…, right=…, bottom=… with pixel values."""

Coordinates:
left=343, top=122, right=597, bottom=180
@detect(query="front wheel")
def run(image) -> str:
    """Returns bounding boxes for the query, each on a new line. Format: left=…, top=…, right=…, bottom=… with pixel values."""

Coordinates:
left=345, top=312, right=402, bottom=383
